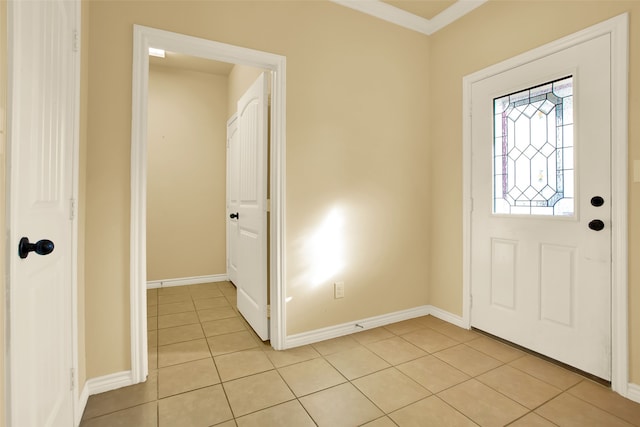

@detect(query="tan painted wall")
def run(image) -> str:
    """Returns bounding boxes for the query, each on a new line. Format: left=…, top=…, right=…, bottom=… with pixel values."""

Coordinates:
left=146, top=66, right=228, bottom=281
left=84, top=0, right=430, bottom=377
left=428, top=0, right=640, bottom=383
left=1, top=1, right=6, bottom=423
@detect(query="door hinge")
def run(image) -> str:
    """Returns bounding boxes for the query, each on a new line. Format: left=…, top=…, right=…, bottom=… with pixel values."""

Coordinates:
left=70, top=198, right=76, bottom=221
left=266, top=304, right=271, bottom=318
left=72, top=29, right=79, bottom=53
left=70, top=368, right=75, bottom=391
left=266, top=199, right=271, bottom=213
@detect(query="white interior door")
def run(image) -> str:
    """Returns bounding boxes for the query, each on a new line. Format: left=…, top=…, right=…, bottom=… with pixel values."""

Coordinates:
left=227, top=114, right=239, bottom=285
left=7, top=0, right=78, bottom=425
left=234, top=73, right=269, bottom=340
left=470, top=35, right=611, bottom=379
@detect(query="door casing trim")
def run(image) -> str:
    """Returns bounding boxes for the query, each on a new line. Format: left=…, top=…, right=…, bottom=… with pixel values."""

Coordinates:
left=130, top=25, right=287, bottom=384
left=462, top=14, right=629, bottom=395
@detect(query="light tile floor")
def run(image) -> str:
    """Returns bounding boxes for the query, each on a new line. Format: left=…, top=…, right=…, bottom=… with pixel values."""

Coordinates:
left=81, top=282, right=640, bottom=426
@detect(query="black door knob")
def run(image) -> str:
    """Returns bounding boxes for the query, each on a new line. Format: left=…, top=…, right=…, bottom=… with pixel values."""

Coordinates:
left=588, top=220, right=605, bottom=231
left=18, top=237, right=55, bottom=259
left=230, top=213, right=239, bottom=219
left=591, top=196, right=605, bottom=207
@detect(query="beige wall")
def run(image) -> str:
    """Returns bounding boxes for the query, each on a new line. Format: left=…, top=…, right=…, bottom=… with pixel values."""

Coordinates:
left=147, top=66, right=228, bottom=281
left=83, top=0, right=639, bottom=387
left=84, top=0, right=430, bottom=377
left=1, top=1, right=6, bottom=423
left=428, top=0, right=640, bottom=383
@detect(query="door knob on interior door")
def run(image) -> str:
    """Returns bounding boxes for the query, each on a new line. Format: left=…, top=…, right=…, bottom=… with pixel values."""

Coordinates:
left=18, top=237, right=55, bottom=259
left=588, top=219, right=605, bottom=231
left=230, top=213, right=239, bottom=219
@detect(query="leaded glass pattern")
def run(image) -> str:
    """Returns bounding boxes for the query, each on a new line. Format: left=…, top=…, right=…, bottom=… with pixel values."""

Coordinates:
left=493, top=76, right=574, bottom=216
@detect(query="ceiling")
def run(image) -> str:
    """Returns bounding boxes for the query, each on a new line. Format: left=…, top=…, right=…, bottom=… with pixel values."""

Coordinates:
left=149, top=1, right=487, bottom=75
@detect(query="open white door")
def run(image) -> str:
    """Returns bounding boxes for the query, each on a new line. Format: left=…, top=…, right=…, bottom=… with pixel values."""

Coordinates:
left=227, top=114, right=239, bottom=285
left=233, top=73, right=269, bottom=340
left=7, top=0, right=79, bottom=426
left=470, top=34, right=611, bottom=379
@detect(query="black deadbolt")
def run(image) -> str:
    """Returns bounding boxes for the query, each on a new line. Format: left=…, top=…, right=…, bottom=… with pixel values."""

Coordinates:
left=591, top=196, right=605, bottom=207
left=230, top=212, right=239, bottom=219
left=18, top=237, right=55, bottom=259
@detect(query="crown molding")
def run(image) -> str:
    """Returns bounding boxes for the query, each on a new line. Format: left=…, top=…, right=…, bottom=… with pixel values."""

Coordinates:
left=331, top=0, right=488, bottom=36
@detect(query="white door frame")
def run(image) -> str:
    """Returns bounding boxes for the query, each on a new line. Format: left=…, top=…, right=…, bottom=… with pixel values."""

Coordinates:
left=130, top=25, right=287, bottom=384
left=6, top=0, right=81, bottom=424
left=462, top=14, right=628, bottom=395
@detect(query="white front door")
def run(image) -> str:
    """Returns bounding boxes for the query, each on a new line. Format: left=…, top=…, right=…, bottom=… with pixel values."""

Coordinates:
left=470, top=34, right=611, bottom=379
left=227, top=114, right=239, bottom=285
left=7, top=0, right=78, bottom=425
left=234, top=73, right=269, bottom=340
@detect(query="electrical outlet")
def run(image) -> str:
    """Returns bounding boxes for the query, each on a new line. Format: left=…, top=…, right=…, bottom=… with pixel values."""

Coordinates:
left=334, top=281, right=345, bottom=299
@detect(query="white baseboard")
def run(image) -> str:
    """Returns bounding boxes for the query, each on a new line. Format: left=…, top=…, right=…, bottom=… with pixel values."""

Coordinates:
left=147, top=274, right=229, bottom=289
left=626, top=382, right=640, bottom=404
left=427, top=304, right=465, bottom=328
left=85, top=370, right=135, bottom=395
left=75, top=383, right=90, bottom=427
left=285, top=305, right=432, bottom=349
left=75, top=370, right=135, bottom=425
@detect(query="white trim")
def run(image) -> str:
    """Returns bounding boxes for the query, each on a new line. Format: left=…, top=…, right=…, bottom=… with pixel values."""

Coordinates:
left=427, top=1, right=488, bottom=35
left=608, top=14, right=630, bottom=398
left=462, top=14, right=628, bottom=395
left=130, top=25, right=149, bottom=386
left=84, top=370, right=134, bottom=396
left=428, top=305, right=465, bottom=328
left=70, top=2, right=82, bottom=426
left=74, top=371, right=134, bottom=426
left=627, top=383, right=640, bottom=404
left=75, top=383, right=90, bottom=426
left=146, top=274, right=229, bottom=289
left=285, top=305, right=431, bottom=348
left=131, top=25, right=287, bottom=387
left=330, top=0, right=487, bottom=36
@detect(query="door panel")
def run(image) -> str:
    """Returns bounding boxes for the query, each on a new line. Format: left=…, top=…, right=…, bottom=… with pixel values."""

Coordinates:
left=8, top=0, right=77, bottom=425
left=235, top=73, right=269, bottom=340
left=471, top=35, right=611, bottom=379
left=227, top=115, right=239, bottom=285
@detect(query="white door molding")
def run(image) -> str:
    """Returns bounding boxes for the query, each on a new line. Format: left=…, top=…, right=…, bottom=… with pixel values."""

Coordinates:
left=130, top=25, right=287, bottom=384
left=462, top=14, right=628, bottom=395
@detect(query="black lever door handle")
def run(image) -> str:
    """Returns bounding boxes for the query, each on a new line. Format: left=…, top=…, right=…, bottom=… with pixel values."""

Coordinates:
left=18, top=237, right=55, bottom=259
left=230, top=213, right=239, bottom=219
left=588, top=220, right=605, bottom=231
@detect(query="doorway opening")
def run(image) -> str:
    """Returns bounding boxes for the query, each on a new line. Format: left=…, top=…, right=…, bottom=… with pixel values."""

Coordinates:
left=130, top=25, right=287, bottom=384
